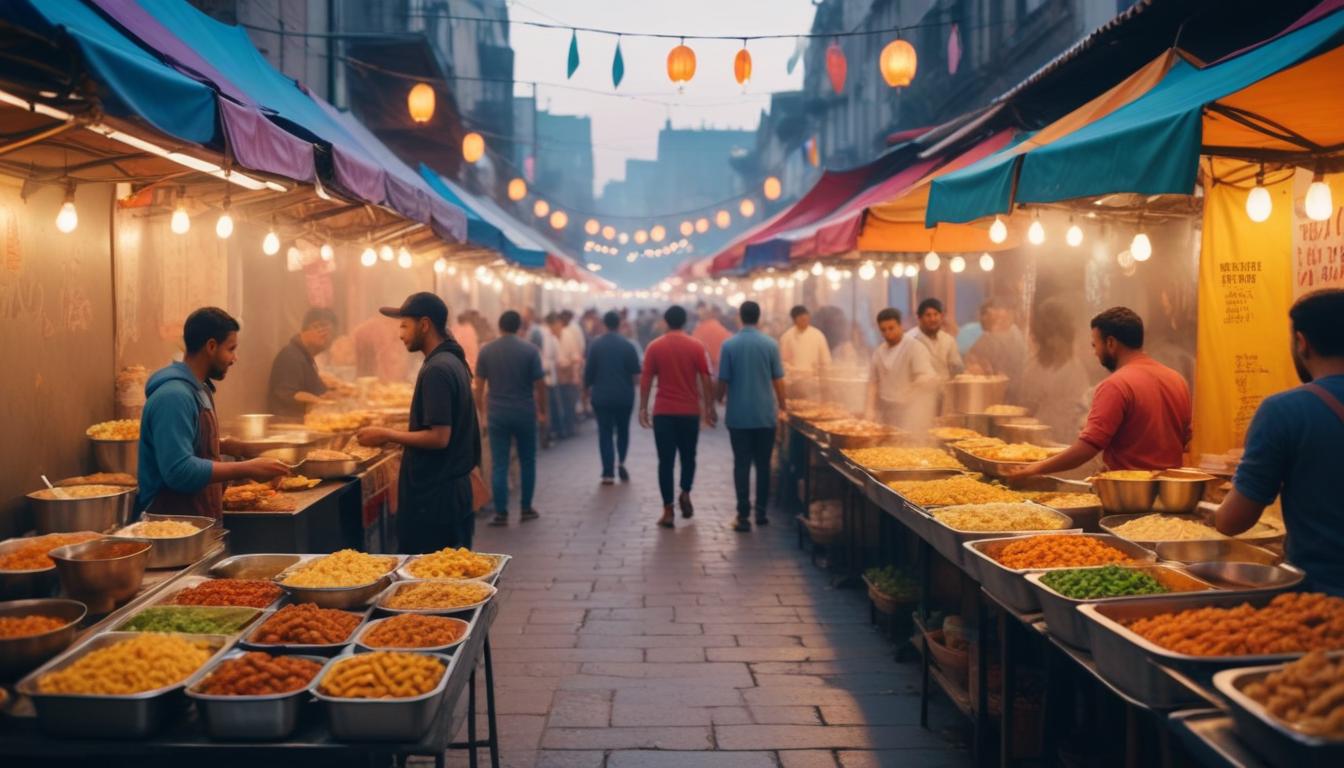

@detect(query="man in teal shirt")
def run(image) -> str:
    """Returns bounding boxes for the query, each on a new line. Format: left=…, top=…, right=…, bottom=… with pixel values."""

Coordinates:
left=717, top=301, right=786, bottom=532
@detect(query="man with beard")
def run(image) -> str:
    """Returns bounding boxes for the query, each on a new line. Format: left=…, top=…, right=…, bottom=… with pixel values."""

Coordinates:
left=1213, top=289, right=1344, bottom=595
left=266, top=307, right=336, bottom=419
left=1008, top=306, right=1190, bottom=476
left=356, top=293, right=481, bottom=550
left=138, top=308, right=289, bottom=519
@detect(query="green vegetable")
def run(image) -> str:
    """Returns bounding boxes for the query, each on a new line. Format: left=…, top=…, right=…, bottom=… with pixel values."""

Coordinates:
left=864, top=566, right=919, bottom=599
left=1040, top=565, right=1169, bottom=600
left=119, top=606, right=257, bottom=634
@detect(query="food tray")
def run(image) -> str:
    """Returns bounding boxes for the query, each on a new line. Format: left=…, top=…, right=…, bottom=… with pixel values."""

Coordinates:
left=151, top=574, right=287, bottom=611
left=374, top=578, right=498, bottom=615
left=314, top=651, right=458, bottom=741
left=1154, top=538, right=1282, bottom=566
left=239, top=606, right=370, bottom=655
left=859, top=475, right=931, bottom=538
left=1078, top=591, right=1322, bottom=709
left=110, top=513, right=217, bottom=569
left=0, top=597, right=86, bottom=679
left=353, top=615, right=472, bottom=653
left=16, top=631, right=231, bottom=738
left=229, top=432, right=327, bottom=462
left=187, top=651, right=333, bottom=740
left=297, top=457, right=360, bottom=478
left=1100, top=513, right=1285, bottom=551
left=114, top=605, right=264, bottom=638
left=1180, top=561, right=1304, bottom=592
left=0, top=533, right=101, bottom=600
left=397, top=552, right=510, bottom=583
left=210, top=553, right=302, bottom=580
left=1025, top=564, right=1215, bottom=650
left=962, top=533, right=1157, bottom=613
left=947, top=444, right=1053, bottom=480
left=1213, top=656, right=1344, bottom=768
left=923, top=504, right=1076, bottom=568
left=821, top=431, right=903, bottom=450
left=274, top=553, right=406, bottom=609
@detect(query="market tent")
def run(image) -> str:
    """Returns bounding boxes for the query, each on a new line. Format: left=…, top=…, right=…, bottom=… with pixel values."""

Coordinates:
left=418, top=166, right=549, bottom=269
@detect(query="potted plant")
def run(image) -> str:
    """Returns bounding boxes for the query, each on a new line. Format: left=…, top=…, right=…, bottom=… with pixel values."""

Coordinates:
left=862, top=566, right=918, bottom=615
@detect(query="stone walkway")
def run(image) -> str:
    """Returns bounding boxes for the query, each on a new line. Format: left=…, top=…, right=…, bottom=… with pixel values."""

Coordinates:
left=442, top=420, right=971, bottom=768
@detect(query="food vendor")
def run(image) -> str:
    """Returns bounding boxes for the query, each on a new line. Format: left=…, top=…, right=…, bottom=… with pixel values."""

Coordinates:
left=913, top=298, right=964, bottom=381
left=1008, top=307, right=1191, bottom=476
left=866, top=307, right=940, bottom=432
left=356, top=293, right=482, bottom=551
left=266, top=307, right=336, bottom=419
left=1213, top=289, right=1344, bottom=595
left=779, top=305, right=831, bottom=399
left=137, top=308, right=289, bottom=519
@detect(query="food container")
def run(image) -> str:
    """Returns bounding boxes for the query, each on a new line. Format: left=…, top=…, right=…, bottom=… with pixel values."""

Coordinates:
left=353, top=615, right=471, bottom=653
left=949, top=444, right=1064, bottom=481
left=1101, top=513, right=1284, bottom=550
left=375, top=579, right=498, bottom=615
left=1090, top=475, right=1159, bottom=514
left=115, top=605, right=263, bottom=638
left=1003, top=475, right=1104, bottom=531
left=187, top=651, right=331, bottom=740
left=996, top=420, right=1056, bottom=445
left=0, top=533, right=97, bottom=600
left=230, top=432, right=325, bottom=463
left=314, top=651, right=457, bottom=741
left=1180, top=561, right=1304, bottom=591
left=210, top=553, right=302, bottom=580
left=924, top=505, right=1076, bottom=568
left=235, top=413, right=273, bottom=441
left=239, top=607, right=370, bottom=655
left=1155, top=469, right=1215, bottom=513
left=274, top=554, right=405, bottom=609
left=49, top=537, right=152, bottom=614
left=17, top=631, right=230, bottom=738
left=859, top=475, right=931, bottom=539
left=821, top=430, right=904, bottom=450
left=110, top=513, right=216, bottom=568
left=0, top=598, right=86, bottom=679
left=1154, top=539, right=1282, bottom=566
left=962, top=533, right=1157, bottom=613
left=1025, top=564, right=1215, bottom=650
left=299, top=456, right=361, bottom=479
left=1213, top=657, right=1344, bottom=768
left=945, top=376, right=1008, bottom=415
left=90, top=437, right=138, bottom=475
left=397, top=552, right=510, bottom=584
left=27, top=486, right=135, bottom=534
left=151, top=574, right=286, bottom=611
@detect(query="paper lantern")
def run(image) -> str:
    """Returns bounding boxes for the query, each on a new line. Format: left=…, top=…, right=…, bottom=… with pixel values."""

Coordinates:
left=667, top=41, right=696, bottom=86
left=507, top=178, right=527, bottom=201
left=763, top=176, right=782, bottom=200
left=533, top=199, right=549, bottom=218
left=825, top=41, right=847, bottom=94
left=879, top=40, right=917, bottom=88
left=407, top=83, right=435, bottom=123
left=550, top=210, right=568, bottom=230
left=739, top=199, right=756, bottom=217
left=462, top=132, right=485, bottom=164
left=734, top=47, right=752, bottom=86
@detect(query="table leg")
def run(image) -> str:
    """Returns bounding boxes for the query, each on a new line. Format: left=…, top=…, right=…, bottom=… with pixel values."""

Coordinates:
left=999, top=610, right=1015, bottom=768
left=468, top=666, right=479, bottom=768
left=976, top=594, right=990, bottom=765
left=485, top=637, right=501, bottom=768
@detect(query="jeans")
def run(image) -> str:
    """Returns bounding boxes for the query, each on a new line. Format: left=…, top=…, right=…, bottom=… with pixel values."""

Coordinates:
left=488, top=409, right=538, bottom=516
left=729, top=427, right=776, bottom=519
left=653, top=414, right=699, bottom=506
left=558, top=383, right=580, bottom=436
left=547, top=385, right=567, bottom=440
left=594, top=401, right=633, bottom=478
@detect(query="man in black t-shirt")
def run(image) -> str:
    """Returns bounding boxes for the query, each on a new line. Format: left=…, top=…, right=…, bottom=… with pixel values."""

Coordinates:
left=356, top=293, right=481, bottom=551
left=266, top=307, right=335, bottom=419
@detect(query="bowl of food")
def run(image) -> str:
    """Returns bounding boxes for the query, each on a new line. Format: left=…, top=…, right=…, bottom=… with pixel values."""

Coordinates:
left=1089, top=470, right=1160, bottom=514
left=187, top=651, right=329, bottom=740
left=314, top=651, right=453, bottom=741
left=28, top=484, right=136, bottom=535
left=49, top=538, right=152, bottom=614
left=0, top=598, right=87, bottom=679
left=354, top=614, right=471, bottom=653
left=299, top=449, right=361, bottom=479
left=0, top=532, right=102, bottom=600
left=235, top=414, right=273, bottom=441
left=376, top=579, right=498, bottom=614
left=111, top=514, right=216, bottom=569
left=87, top=420, right=140, bottom=474
left=274, top=550, right=401, bottom=609
left=1155, top=469, right=1216, bottom=514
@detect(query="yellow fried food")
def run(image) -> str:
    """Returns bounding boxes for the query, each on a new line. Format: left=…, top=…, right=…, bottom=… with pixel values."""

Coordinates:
left=842, top=446, right=963, bottom=471
left=280, top=549, right=396, bottom=587
left=31, top=485, right=127, bottom=500
left=1024, top=492, right=1102, bottom=509
left=984, top=405, right=1028, bottom=416
left=932, top=504, right=1068, bottom=532
left=1109, top=513, right=1279, bottom=541
left=384, top=580, right=494, bottom=610
left=929, top=427, right=982, bottom=441
left=86, top=419, right=140, bottom=440
left=120, top=520, right=200, bottom=538
left=887, top=475, right=1024, bottom=507
left=1096, top=470, right=1158, bottom=481
left=972, top=443, right=1058, bottom=463
left=37, top=634, right=211, bottom=695
left=318, top=651, right=445, bottom=699
left=813, top=418, right=892, bottom=437
left=1243, top=650, right=1344, bottom=738
left=405, top=547, right=498, bottom=580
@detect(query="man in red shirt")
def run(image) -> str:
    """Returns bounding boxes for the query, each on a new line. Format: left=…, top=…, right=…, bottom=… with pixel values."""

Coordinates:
left=692, top=303, right=732, bottom=374
left=1010, top=306, right=1191, bottom=476
left=640, top=305, right=718, bottom=528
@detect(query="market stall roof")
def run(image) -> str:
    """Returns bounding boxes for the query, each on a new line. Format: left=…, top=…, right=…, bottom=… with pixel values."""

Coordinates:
left=418, top=166, right=549, bottom=269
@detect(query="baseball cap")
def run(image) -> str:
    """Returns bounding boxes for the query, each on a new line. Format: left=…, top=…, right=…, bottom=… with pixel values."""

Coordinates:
left=379, top=292, right=448, bottom=329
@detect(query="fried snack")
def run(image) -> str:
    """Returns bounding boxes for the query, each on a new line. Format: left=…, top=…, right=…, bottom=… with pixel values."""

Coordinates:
left=0, top=532, right=101, bottom=570
left=929, top=427, right=982, bottom=441
left=195, top=652, right=323, bottom=696
left=120, top=606, right=256, bottom=635
left=168, top=579, right=283, bottom=608
left=249, top=603, right=361, bottom=645
left=952, top=436, right=1006, bottom=451
left=1040, top=565, right=1169, bottom=599
left=984, top=405, right=1028, bottom=416
left=384, top=580, right=494, bottom=610
left=305, top=411, right=376, bottom=432
left=120, top=520, right=200, bottom=538
left=887, top=475, right=1025, bottom=507
left=277, top=475, right=321, bottom=491
left=931, top=504, right=1068, bottom=532
left=1243, top=650, right=1344, bottom=738
left=0, top=614, right=68, bottom=638
left=306, top=449, right=354, bottom=461
left=223, top=482, right=278, bottom=510
left=86, top=419, right=140, bottom=440
left=55, top=472, right=136, bottom=488
left=812, top=418, right=893, bottom=437
left=281, top=550, right=396, bottom=587
left=993, top=535, right=1135, bottom=570
left=37, top=634, right=212, bottom=695
left=318, top=652, right=445, bottom=699
left=1126, top=593, right=1344, bottom=656
left=363, top=615, right=467, bottom=649
left=405, top=548, right=498, bottom=580
left=256, top=494, right=299, bottom=512
left=1096, top=470, right=1159, bottom=481
left=30, top=485, right=127, bottom=500
left=1024, top=492, right=1102, bottom=509
left=972, top=443, right=1058, bottom=463
left=1110, top=514, right=1218, bottom=541
left=842, top=446, right=964, bottom=471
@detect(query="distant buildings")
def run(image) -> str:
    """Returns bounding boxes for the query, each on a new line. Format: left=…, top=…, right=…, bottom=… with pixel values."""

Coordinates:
left=600, top=120, right=754, bottom=219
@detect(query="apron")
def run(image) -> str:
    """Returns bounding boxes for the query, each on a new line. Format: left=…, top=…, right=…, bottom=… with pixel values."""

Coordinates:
left=150, top=387, right=223, bottom=521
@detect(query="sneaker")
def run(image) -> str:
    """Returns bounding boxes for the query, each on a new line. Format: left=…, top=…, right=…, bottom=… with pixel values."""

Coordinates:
left=521, top=508, right=540, bottom=522
left=618, top=465, right=630, bottom=482
left=678, top=492, right=694, bottom=519
left=658, top=506, right=675, bottom=529
left=488, top=514, right=508, bottom=527
left=732, top=518, right=751, bottom=532
left=601, top=477, right=615, bottom=486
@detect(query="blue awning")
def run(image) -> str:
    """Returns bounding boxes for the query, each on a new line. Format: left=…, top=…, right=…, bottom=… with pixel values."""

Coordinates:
left=418, top=166, right=548, bottom=269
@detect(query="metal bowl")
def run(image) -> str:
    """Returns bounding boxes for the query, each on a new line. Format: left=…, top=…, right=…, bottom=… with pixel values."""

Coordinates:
left=111, top=513, right=216, bottom=569
left=49, top=538, right=152, bottom=614
left=945, top=376, right=1008, bottom=415
left=0, top=598, right=86, bottom=679
left=299, top=457, right=360, bottom=479
left=209, top=553, right=302, bottom=580
left=235, top=414, right=273, bottom=441
left=1181, top=561, right=1305, bottom=591
left=91, top=437, right=138, bottom=475
left=27, top=486, right=135, bottom=534
left=1090, top=476, right=1159, bottom=514
left=274, top=555, right=403, bottom=610
left=1156, top=470, right=1215, bottom=513
left=1155, top=538, right=1282, bottom=566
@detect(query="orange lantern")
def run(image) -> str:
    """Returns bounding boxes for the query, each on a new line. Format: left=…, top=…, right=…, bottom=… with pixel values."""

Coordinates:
left=879, top=39, right=917, bottom=87
left=533, top=199, right=549, bottom=218
left=733, top=47, right=752, bottom=86
left=763, top=176, right=782, bottom=200
left=667, top=40, right=696, bottom=86
left=634, top=229, right=649, bottom=245
left=462, top=132, right=485, bottom=163
left=825, top=41, right=847, bottom=94
left=407, top=83, right=435, bottom=123
left=601, top=225, right=616, bottom=240
left=507, top=178, right=527, bottom=201
left=550, top=210, right=568, bottom=230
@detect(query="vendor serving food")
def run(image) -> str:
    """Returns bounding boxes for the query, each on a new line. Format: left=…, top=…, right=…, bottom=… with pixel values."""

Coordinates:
left=266, top=307, right=337, bottom=419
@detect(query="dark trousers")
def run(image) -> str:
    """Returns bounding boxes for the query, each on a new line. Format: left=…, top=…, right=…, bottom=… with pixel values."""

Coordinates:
left=398, top=474, right=474, bottom=552
left=594, top=401, right=633, bottom=478
left=653, top=414, right=699, bottom=506
left=557, top=383, right=580, bottom=437
left=729, top=427, right=776, bottom=519
left=488, top=409, right=537, bottom=515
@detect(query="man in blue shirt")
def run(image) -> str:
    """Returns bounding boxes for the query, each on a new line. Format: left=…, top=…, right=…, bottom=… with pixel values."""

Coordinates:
left=584, top=311, right=642, bottom=485
left=717, top=301, right=786, bottom=532
left=474, top=310, right=546, bottom=527
left=1214, top=289, right=1344, bottom=595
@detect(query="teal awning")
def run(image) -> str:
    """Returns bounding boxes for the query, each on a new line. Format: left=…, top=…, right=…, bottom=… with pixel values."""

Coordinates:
left=418, top=166, right=548, bottom=269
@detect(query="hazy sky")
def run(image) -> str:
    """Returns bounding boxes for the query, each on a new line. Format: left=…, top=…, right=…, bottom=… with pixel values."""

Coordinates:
left=508, top=0, right=820, bottom=201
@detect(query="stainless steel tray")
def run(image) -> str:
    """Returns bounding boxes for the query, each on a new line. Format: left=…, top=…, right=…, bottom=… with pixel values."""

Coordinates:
left=1026, top=564, right=1216, bottom=650
left=1213, top=657, right=1344, bottom=768
left=1154, top=538, right=1282, bottom=565
left=314, top=651, right=457, bottom=741
left=111, top=513, right=217, bottom=569
left=821, top=431, right=903, bottom=450
left=274, top=553, right=405, bottom=609
left=187, top=650, right=332, bottom=740
left=924, top=504, right=1076, bottom=568
left=296, top=457, right=360, bottom=478
left=114, top=604, right=264, bottom=638
left=16, top=631, right=231, bottom=738
left=210, top=552, right=302, bottom=580
left=1100, top=513, right=1285, bottom=550
left=397, top=552, right=510, bottom=583
left=374, top=578, right=497, bottom=615
left=240, top=606, right=369, bottom=655
left=1181, top=561, right=1304, bottom=591
left=230, top=432, right=326, bottom=462
left=353, top=615, right=471, bottom=653
left=950, top=443, right=1062, bottom=479
left=962, top=533, right=1157, bottom=613
left=151, top=573, right=287, bottom=611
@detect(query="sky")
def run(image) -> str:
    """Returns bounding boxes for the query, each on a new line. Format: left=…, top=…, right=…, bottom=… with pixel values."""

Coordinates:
left=507, top=0, right=821, bottom=200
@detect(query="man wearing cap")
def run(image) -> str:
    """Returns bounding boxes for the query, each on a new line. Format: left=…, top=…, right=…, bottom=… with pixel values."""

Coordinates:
left=356, top=293, right=482, bottom=551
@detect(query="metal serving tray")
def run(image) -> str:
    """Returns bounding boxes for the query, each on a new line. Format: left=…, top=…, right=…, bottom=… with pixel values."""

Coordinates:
left=1154, top=538, right=1283, bottom=566
left=150, top=574, right=287, bottom=611
left=374, top=578, right=498, bottom=615
left=274, top=553, right=406, bottom=609
left=314, top=651, right=458, bottom=741
left=111, top=513, right=218, bottom=569
left=296, top=457, right=360, bottom=478
left=962, top=533, right=1157, bottom=613
left=187, top=651, right=332, bottom=740
left=858, top=475, right=932, bottom=539
left=210, top=553, right=302, bottom=580
left=1025, top=564, right=1215, bottom=650
left=1100, top=512, right=1285, bottom=551
left=923, top=504, right=1076, bottom=568
left=16, top=631, right=231, bottom=738
left=229, top=431, right=327, bottom=462
left=821, top=431, right=904, bottom=450
left=353, top=615, right=471, bottom=654
left=0, top=533, right=100, bottom=600
left=1078, top=591, right=1321, bottom=709
left=1213, top=655, right=1344, bottom=768
left=240, top=606, right=370, bottom=655
left=949, top=443, right=1064, bottom=480
left=396, top=552, right=510, bottom=583
left=114, top=605, right=264, bottom=638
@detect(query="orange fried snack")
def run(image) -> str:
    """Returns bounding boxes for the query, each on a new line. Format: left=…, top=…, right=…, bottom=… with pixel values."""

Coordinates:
left=363, top=615, right=466, bottom=649
left=0, top=614, right=68, bottom=638
left=249, top=603, right=360, bottom=645
left=318, top=652, right=444, bottom=699
left=1126, top=593, right=1344, bottom=656
left=0, top=532, right=102, bottom=570
left=168, top=579, right=284, bottom=608
left=195, top=652, right=322, bottom=696
left=994, top=535, right=1135, bottom=570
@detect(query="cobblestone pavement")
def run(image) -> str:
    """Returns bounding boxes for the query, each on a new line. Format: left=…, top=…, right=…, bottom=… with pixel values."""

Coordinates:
left=437, top=419, right=971, bottom=768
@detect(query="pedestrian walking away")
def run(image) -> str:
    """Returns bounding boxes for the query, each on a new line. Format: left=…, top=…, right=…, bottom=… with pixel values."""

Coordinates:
left=716, top=301, right=786, bottom=532
left=474, top=310, right=546, bottom=526
left=639, top=305, right=717, bottom=529
left=357, top=292, right=481, bottom=552
left=585, top=310, right=642, bottom=485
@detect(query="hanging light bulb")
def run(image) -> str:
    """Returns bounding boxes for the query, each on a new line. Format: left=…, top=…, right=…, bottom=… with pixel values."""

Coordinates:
left=792, top=268, right=807, bottom=282
left=533, top=200, right=549, bottom=218
left=379, top=244, right=395, bottom=262
left=858, top=262, right=877, bottom=281
left=949, top=255, right=966, bottom=273
left=679, top=220, right=693, bottom=237
left=584, top=218, right=600, bottom=235
left=695, top=218, right=709, bottom=234
left=1117, top=250, right=1136, bottom=269
left=549, top=210, right=568, bottom=230
left=602, top=225, right=616, bottom=240
left=319, top=243, right=334, bottom=262
left=650, top=224, right=666, bottom=242
left=507, top=178, right=527, bottom=201
left=924, top=251, right=940, bottom=271
left=262, top=228, right=281, bottom=256
left=634, top=229, right=648, bottom=244
left=810, top=261, right=824, bottom=276
left=988, top=216, right=1007, bottom=244
left=904, top=263, right=920, bottom=278
left=733, top=45, right=752, bottom=87
left=739, top=198, right=756, bottom=217
left=434, top=258, right=448, bottom=275
left=55, top=184, right=78, bottom=233
left=619, top=232, right=630, bottom=244
left=1305, top=169, right=1333, bottom=222
left=360, top=246, right=377, bottom=267
left=1130, top=232, right=1152, bottom=262
left=1027, top=217, right=1045, bottom=245
left=407, top=82, right=435, bottom=123
left=715, top=210, right=731, bottom=228
left=979, top=253, right=995, bottom=272
left=666, top=39, right=697, bottom=88
left=397, top=247, right=413, bottom=269
left=214, top=204, right=234, bottom=240
left=170, top=194, right=191, bottom=235
left=461, top=132, right=485, bottom=164
left=763, top=176, right=782, bottom=200
left=1066, top=221, right=1084, bottom=247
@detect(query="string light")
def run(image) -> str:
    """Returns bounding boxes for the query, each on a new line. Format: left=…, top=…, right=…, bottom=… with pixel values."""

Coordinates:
left=715, top=210, right=731, bottom=228
left=379, top=244, right=395, bottom=262
left=1130, top=232, right=1152, bottom=262
left=763, top=176, right=782, bottom=200
left=949, top=255, right=966, bottom=273
left=810, top=261, right=824, bottom=276
left=695, top=218, right=709, bottom=233
left=319, top=243, right=334, bottom=262
left=550, top=210, right=568, bottom=229
left=533, top=200, right=550, bottom=218
left=1305, top=169, right=1333, bottom=221
left=634, top=229, right=648, bottom=244
left=739, top=198, right=756, bottom=217
left=170, top=193, right=191, bottom=235
left=858, top=261, right=877, bottom=281
left=262, top=229, right=281, bottom=256
left=214, top=202, right=234, bottom=240
left=508, top=178, right=527, bottom=201
left=923, top=251, right=940, bottom=271
left=979, top=252, right=994, bottom=271
left=904, top=263, right=919, bottom=278
left=462, top=132, right=485, bottom=163
left=619, top=232, right=630, bottom=244
left=1066, top=221, right=1084, bottom=247
left=988, top=216, right=1007, bottom=244
left=602, top=225, right=616, bottom=240
left=1027, top=216, right=1045, bottom=245
left=360, top=246, right=377, bottom=267
left=679, top=220, right=693, bottom=236
left=434, top=258, right=448, bottom=274
left=650, top=224, right=666, bottom=242
left=55, top=185, right=78, bottom=233
left=1246, top=166, right=1272, bottom=222
left=397, top=247, right=413, bottom=269
left=407, top=83, right=435, bottom=123
left=584, top=218, right=600, bottom=235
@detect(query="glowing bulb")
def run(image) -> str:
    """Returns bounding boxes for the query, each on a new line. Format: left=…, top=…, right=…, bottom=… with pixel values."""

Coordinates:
left=55, top=199, right=78, bottom=234
left=170, top=203, right=190, bottom=235
left=507, top=178, right=527, bottom=201
left=1117, top=250, right=1135, bottom=269
left=319, top=243, right=334, bottom=262
left=650, top=225, right=666, bottom=242
left=695, top=218, right=709, bottom=234
left=533, top=200, right=549, bottom=218
left=1245, top=184, right=1271, bottom=222
left=739, top=199, right=756, bottom=217
left=1130, top=232, right=1152, bottom=262
left=262, top=229, right=280, bottom=255
left=214, top=211, right=234, bottom=240
left=1305, top=173, right=1332, bottom=221
left=979, top=253, right=995, bottom=271
left=763, top=176, right=781, bottom=200
left=550, top=210, right=568, bottom=230
left=679, top=221, right=693, bottom=237
left=715, top=210, right=731, bottom=228
left=810, top=261, right=824, bottom=276
left=434, top=258, right=447, bottom=274
left=619, top=232, right=630, bottom=244
left=988, top=216, right=1007, bottom=244
left=793, top=269, right=807, bottom=282
left=379, top=244, right=394, bottom=262
left=1027, top=219, right=1045, bottom=245
left=923, top=251, right=940, bottom=271
left=584, top=219, right=600, bottom=235
left=858, top=262, right=876, bottom=281
left=949, top=255, right=966, bottom=273
left=634, top=229, right=648, bottom=244
left=602, top=225, right=616, bottom=240
left=360, top=247, right=377, bottom=267
left=397, top=248, right=413, bottom=269
left=904, top=263, right=919, bottom=278
left=1066, top=223, right=1084, bottom=247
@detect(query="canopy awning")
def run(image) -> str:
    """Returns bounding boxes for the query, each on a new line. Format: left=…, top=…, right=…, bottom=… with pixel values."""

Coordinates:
left=419, top=165, right=548, bottom=269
